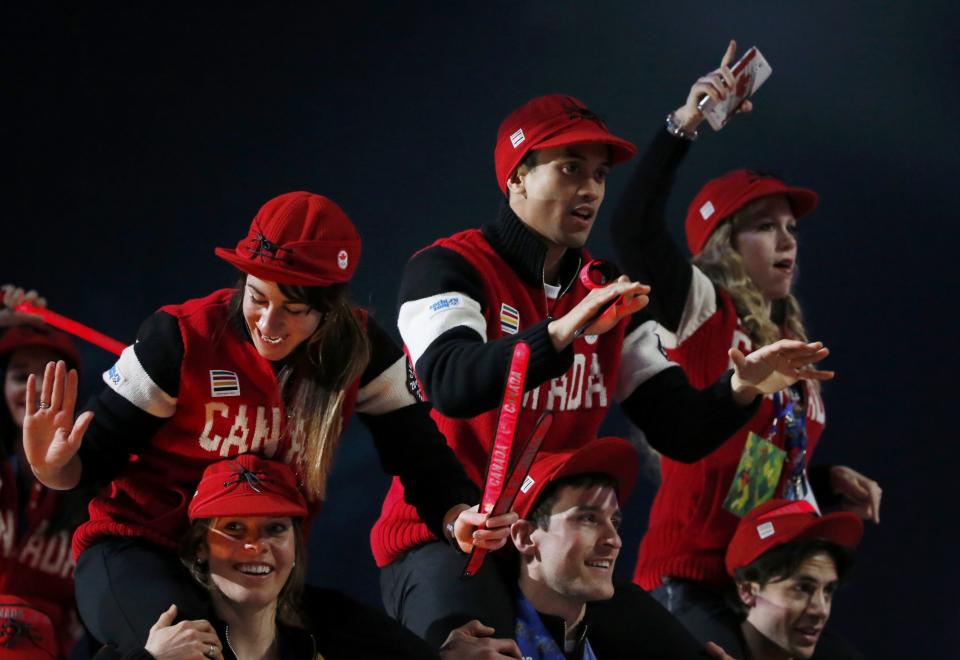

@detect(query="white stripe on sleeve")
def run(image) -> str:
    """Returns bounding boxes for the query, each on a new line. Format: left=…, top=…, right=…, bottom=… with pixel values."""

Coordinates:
left=102, top=345, right=178, bottom=418
left=398, top=292, right=487, bottom=366
left=670, top=266, right=718, bottom=347
left=355, top=356, right=417, bottom=415
left=615, top=319, right=678, bottom=402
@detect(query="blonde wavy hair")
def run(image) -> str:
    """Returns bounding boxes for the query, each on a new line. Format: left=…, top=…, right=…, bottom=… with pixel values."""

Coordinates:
left=692, top=216, right=807, bottom=347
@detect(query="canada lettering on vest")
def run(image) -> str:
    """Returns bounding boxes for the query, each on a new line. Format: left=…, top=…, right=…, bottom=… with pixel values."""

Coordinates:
left=0, top=509, right=13, bottom=557
left=522, top=352, right=607, bottom=412
left=199, top=402, right=282, bottom=458
left=16, top=523, right=75, bottom=578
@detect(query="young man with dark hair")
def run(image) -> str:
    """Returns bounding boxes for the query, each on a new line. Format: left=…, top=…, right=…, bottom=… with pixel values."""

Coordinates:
left=447, top=437, right=723, bottom=659
left=372, top=92, right=834, bottom=650
left=507, top=438, right=639, bottom=659
left=725, top=499, right=863, bottom=660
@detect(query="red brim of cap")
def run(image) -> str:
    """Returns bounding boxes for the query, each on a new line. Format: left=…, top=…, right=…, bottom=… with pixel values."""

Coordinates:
left=558, top=440, right=638, bottom=506
left=533, top=128, right=637, bottom=164
left=726, top=509, right=863, bottom=576
left=0, top=330, right=81, bottom=369
left=214, top=247, right=343, bottom=286
left=512, top=438, right=639, bottom=520
left=798, top=510, right=864, bottom=549
left=732, top=182, right=819, bottom=222
left=189, top=491, right=308, bottom=521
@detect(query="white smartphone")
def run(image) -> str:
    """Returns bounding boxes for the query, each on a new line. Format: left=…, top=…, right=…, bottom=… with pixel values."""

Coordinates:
left=698, top=46, right=772, bottom=131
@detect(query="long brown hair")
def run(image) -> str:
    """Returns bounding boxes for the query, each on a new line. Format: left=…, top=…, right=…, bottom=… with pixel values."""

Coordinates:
left=180, top=518, right=308, bottom=629
left=692, top=218, right=808, bottom=348
left=232, top=278, right=370, bottom=500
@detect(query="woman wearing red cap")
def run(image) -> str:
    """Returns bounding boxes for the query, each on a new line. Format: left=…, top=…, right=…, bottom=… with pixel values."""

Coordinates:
left=94, top=455, right=321, bottom=659
left=98, top=455, right=503, bottom=660
left=21, top=192, right=479, bottom=655
left=0, top=294, right=96, bottom=658
left=608, top=41, right=881, bottom=651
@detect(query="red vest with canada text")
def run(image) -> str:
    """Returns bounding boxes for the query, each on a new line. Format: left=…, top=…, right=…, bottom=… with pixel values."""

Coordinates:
left=73, top=289, right=359, bottom=558
left=371, top=229, right=628, bottom=567
left=634, top=289, right=825, bottom=590
left=0, top=461, right=82, bottom=656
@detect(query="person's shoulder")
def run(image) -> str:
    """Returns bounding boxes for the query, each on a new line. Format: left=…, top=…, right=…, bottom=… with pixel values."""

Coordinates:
left=408, top=228, right=488, bottom=265
left=400, top=241, right=488, bottom=306
left=159, top=288, right=234, bottom=321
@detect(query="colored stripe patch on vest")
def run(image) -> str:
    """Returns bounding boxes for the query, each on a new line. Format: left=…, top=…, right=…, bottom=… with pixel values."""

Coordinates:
left=500, top=303, right=520, bottom=334
left=210, top=370, right=241, bottom=397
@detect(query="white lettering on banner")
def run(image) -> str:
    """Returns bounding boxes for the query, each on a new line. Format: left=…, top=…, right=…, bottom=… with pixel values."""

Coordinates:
left=199, top=402, right=282, bottom=457
left=521, top=352, right=607, bottom=413
left=0, top=509, right=13, bottom=557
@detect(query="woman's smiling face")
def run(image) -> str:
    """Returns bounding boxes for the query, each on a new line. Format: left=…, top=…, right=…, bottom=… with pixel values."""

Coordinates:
left=241, top=275, right=323, bottom=361
left=201, top=516, right=297, bottom=609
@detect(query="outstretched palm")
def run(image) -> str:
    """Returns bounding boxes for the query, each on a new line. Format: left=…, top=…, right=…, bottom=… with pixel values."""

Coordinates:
left=23, top=360, right=92, bottom=488
left=731, top=339, right=833, bottom=395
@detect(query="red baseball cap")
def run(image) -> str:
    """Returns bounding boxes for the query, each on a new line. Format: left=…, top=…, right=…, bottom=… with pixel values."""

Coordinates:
left=511, top=437, right=639, bottom=520
left=685, top=169, right=819, bottom=256
left=188, top=454, right=308, bottom=520
left=0, top=596, right=57, bottom=659
left=0, top=325, right=80, bottom=370
left=494, top=95, right=637, bottom=196
left=725, top=499, right=863, bottom=577
left=215, top=191, right=361, bottom=286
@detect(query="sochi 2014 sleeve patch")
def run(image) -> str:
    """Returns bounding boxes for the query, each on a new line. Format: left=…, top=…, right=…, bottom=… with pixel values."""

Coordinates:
left=398, top=291, right=486, bottom=365
left=102, top=345, right=177, bottom=418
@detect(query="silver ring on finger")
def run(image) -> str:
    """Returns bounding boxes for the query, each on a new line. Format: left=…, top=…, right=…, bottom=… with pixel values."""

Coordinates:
left=205, top=643, right=216, bottom=658
left=38, top=401, right=51, bottom=409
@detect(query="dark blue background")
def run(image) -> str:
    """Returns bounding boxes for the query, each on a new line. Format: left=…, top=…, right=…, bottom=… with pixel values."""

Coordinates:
left=5, top=3, right=957, bottom=656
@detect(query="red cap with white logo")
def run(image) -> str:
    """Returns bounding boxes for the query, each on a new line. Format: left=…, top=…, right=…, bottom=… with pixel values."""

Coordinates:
left=511, top=437, right=639, bottom=520
left=216, top=191, right=361, bottom=286
left=0, top=325, right=80, bottom=370
left=685, top=169, right=818, bottom=256
left=494, top=95, right=636, bottom=196
left=725, top=499, right=863, bottom=576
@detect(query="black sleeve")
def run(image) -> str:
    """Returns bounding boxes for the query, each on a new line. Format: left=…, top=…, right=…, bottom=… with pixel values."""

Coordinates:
left=610, top=128, right=696, bottom=332
left=92, top=647, right=155, bottom=660
left=360, top=402, right=479, bottom=538
left=77, top=311, right=182, bottom=488
left=621, top=367, right=760, bottom=463
left=359, top=313, right=405, bottom=387
left=358, top=315, right=480, bottom=537
left=809, top=463, right=842, bottom=508
left=400, top=246, right=572, bottom=418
